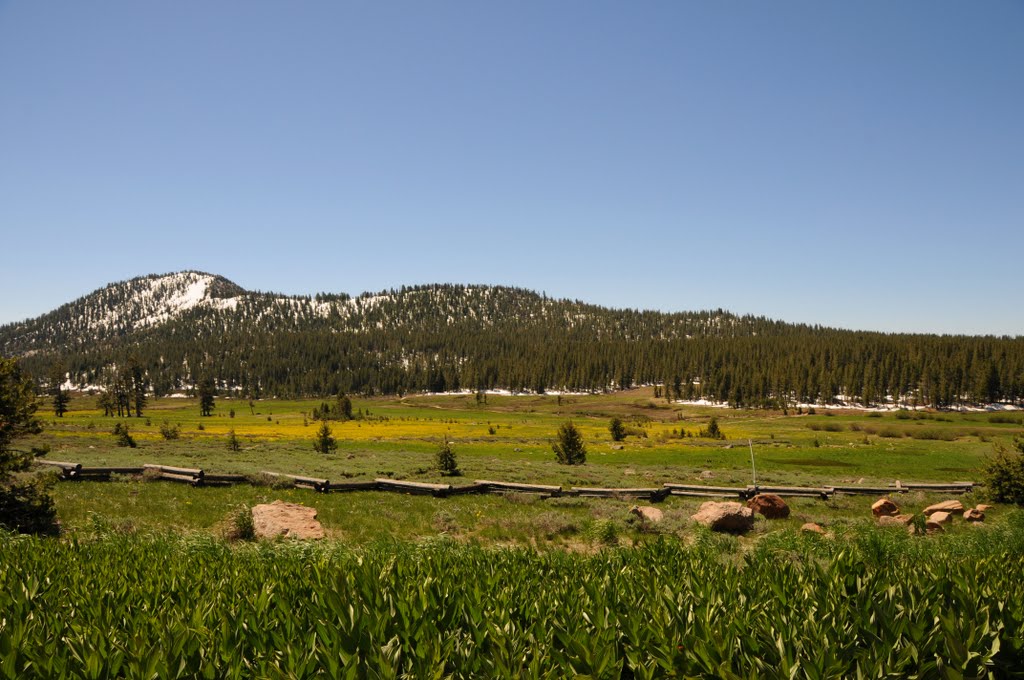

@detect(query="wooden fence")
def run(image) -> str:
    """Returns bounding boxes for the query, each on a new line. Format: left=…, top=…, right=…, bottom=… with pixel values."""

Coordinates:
left=34, top=459, right=976, bottom=501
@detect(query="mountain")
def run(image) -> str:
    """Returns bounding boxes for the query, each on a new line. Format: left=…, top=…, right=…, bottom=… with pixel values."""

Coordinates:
left=2, top=271, right=1022, bottom=408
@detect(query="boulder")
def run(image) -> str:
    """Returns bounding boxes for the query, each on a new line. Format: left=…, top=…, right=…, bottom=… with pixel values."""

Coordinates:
left=878, top=513, right=915, bottom=527
left=630, top=505, right=664, bottom=523
left=871, top=498, right=900, bottom=517
left=925, top=513, right=952, bottom=533
left=691, top=501, right=754, bottom=533
left=252, top=500, right=325, bottom=540
left=800, top=522, right=826, bottom=535
left=923, top=500, right=964, bottom=516
left=746, top=493, right=790, bottom=519
left=975, top=504, right=992, bottom=512
left=699, top=470, right=715, bottom=480
left=964, top=508, right=985, bottom=522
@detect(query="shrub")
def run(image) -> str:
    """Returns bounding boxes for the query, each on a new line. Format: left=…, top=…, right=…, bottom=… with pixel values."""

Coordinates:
left=112, top=422, right=136, bottom=448
left=587, top=519, right=619, bottom=546
left=226, top=505, right=255, bottom=541
left=985, top=438, right=1024, bottom=505
left=226, top=429, right=241, bottom=452
left=159, top=421, right=180, bottom=440
left=553, top=421, right=586, bottom=465
left=907, top=429, right=956, bottom=441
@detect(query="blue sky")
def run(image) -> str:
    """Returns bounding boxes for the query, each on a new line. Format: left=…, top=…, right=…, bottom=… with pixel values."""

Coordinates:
left=1, top=1, right=1021, bottom=335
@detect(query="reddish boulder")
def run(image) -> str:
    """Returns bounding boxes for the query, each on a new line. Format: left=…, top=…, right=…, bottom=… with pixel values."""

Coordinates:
left=252, top=500, right=325, bottom=540
left=746, top=493, right=790, bottom=519
left=800, top=522, right=826, bottom=535
left=923, top=500, right=964, bottom=516
left=691, top=501, right=754, bottom=533
left=975, top=504, right=992, bottom=512
left=964, top=508, right=985, bottom=522
left=925, top=512, right=952, bottom=533
left=871, top=498, right=900, bottom=517
left=878, top=513, right=915, bottom=527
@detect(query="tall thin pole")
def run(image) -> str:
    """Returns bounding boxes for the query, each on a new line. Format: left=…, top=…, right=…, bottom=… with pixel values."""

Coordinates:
left=748, top=438, right=757, bottom=488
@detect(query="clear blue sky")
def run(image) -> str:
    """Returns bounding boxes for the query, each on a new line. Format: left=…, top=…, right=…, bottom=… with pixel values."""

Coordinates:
left=1, top=1, right=1021, bottom=335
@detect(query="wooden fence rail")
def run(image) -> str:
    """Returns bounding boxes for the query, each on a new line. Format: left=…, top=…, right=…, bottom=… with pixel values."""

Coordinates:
left=35, top=460, right=976, bottom=500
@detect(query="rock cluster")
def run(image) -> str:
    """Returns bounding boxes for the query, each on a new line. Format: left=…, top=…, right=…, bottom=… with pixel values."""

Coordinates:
left=871, top=497, right=987, bottom=534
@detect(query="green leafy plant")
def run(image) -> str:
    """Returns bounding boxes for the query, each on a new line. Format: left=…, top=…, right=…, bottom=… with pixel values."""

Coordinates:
left=227, top=505, right=255, bottom=541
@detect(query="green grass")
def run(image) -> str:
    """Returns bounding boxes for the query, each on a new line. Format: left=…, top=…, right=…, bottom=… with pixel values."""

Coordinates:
left=50, top=476, right=1007, bottom=550
left=25, top=389, right=1022, bottom=542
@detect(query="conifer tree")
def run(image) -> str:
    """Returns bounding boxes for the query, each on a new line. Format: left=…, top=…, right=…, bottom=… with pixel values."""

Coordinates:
left=313, top=421, right=336, bottom=454
left=198, top=376, right=216, bottom=417
left=553, top=421, right=586, bottom=465
left=48, top=364, right=70, bottom=417
left=0, top=358, right=57, bottom=535
left=436, top=436, right=460, bottom=476
left=609, top=417, right=626, bottom=442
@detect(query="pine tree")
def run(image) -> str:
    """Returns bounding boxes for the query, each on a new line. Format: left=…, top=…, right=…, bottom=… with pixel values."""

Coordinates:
left=198, top=376, right=216, bottom=417
left=609, top=417, right=626, bottom=442
left=338, top=394, right=353, bottom=420
left=553, top=421, right=586, bottom=465
left=313, top=421, right=336, bottom=454
left=0, top=358, right=57, bottom=535
left=128, top=357, right=147, bottom=417
left=436, top=436, right=460, bottom=476
left=698, top=417, right=725, bottom=440
left=1, top=358, right=42, bottom=472
left=226, top=428, right=241, bottom=452
left=48, top=364, right=70, bottom=417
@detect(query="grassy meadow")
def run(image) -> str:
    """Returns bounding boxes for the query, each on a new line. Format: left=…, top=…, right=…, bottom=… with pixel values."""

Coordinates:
left=25, top=388, right=1023, bottom=545
left=10, top=389, right=1024, bottom=677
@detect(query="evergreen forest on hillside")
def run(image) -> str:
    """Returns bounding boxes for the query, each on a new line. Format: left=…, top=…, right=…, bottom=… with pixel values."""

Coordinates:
left=2, top=277, right=1022, bottom=407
